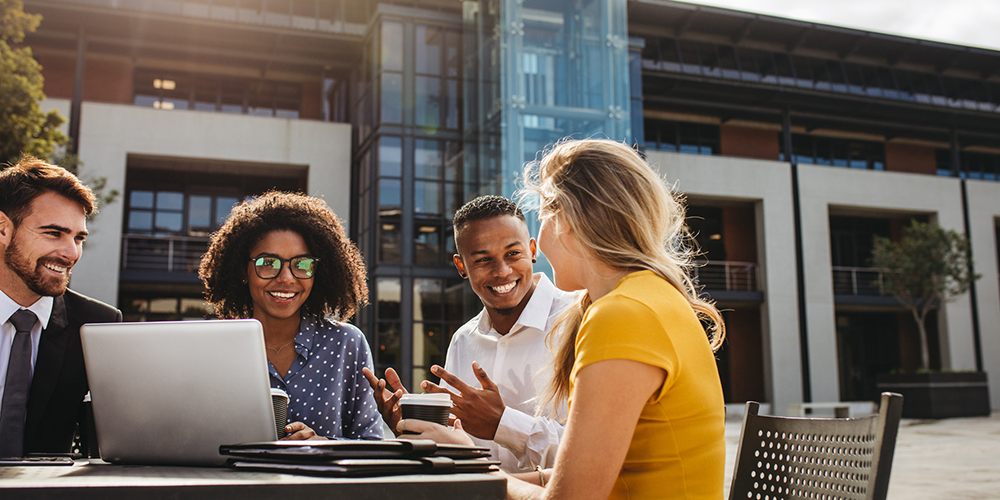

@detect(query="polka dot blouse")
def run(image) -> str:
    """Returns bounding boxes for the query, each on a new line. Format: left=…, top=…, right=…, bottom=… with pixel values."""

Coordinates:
left=268, top=315, right=384, bottom=440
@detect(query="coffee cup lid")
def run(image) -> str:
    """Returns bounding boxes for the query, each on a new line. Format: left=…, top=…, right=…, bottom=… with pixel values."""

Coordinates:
left=399, top=393, right=452, bottom=407
left=270, top=388, right=289, bottom=398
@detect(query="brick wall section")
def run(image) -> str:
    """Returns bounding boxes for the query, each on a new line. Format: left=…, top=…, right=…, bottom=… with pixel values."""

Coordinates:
left=726, top=307, right=766, bottom=402
left=35, top=53, right=76, bottom=99
left=300, top=80, right=322, bottom=120
left=83, top=59, right=134, bottom=104
left=720, top=124, right=780, bottom=160
left=885, top=142, right=937, bottom=175
left=722, top=206, right=757, bottom=262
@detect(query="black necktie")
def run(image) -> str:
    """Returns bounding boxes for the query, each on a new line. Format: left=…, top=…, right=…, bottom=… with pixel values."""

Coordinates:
left=0, top=310, right=37, bottom=457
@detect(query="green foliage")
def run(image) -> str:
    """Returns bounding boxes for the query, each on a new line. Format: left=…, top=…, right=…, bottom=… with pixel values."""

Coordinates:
left=871, top=220, right=980, bottom=369
left=0, top=0, right=118, bottom=212
left=0, top=0, right=67, bottom=164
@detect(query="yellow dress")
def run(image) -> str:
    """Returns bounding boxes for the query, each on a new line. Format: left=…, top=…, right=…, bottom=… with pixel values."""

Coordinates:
left=570, top=270, right=725, bottom=500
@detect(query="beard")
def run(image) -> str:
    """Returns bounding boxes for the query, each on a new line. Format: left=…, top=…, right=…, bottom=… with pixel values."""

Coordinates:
left=4, top=237, right=71, bottom=297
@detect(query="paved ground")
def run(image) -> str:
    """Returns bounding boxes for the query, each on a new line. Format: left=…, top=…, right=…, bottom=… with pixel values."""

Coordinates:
left=722, top=411, right=1000, bottom=500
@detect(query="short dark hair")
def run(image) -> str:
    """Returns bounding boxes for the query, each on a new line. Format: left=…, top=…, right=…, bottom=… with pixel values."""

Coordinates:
left=0, top=155, right=96, bottom=225
left=199, top=191, right=369, bottom=321
left=452, top=195, right=525, bottom=236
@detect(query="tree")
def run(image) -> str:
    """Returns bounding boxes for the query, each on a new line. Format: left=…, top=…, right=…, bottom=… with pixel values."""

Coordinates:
left=1, top=0, right=119, bottom=209
left=871, top=220, right=980, bottom=370
left=0, top=0, right=68, bottom=164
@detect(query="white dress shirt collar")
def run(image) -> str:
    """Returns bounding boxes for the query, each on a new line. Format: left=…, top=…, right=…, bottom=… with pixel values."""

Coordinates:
left=0, top=288, right=53, bottom=330
left=475, top=273, right=559, bottom=336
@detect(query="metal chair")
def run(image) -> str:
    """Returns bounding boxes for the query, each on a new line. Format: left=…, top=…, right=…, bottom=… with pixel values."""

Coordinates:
left=728, top=392, right=904, bottom=500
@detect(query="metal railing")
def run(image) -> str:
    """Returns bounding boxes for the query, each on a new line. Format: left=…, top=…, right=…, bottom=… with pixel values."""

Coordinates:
left=831, top=266, right=886, bottom=296
left=121, top=234, right=210, bottom=274
left=692, top=261, right=759, bottom=292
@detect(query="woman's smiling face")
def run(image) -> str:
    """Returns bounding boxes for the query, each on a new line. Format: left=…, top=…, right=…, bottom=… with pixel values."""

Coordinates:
left=247, top=230, right=315, bottom=323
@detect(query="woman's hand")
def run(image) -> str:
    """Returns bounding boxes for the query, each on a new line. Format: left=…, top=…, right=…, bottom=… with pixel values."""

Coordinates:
left=281, top=421, right=327, bottom=440
left=396, top=418, right=475, bottom=446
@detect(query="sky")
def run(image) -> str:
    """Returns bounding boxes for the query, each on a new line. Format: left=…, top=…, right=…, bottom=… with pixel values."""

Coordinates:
left=681, top=0, right=1000, bottom=52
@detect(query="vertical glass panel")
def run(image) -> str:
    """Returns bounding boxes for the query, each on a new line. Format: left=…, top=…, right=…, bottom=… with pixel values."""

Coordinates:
left=156, top=192, right=184, bottom=210
left=128, top=211, right=153, bottom=231
left=414, top=181, right=441, bottom=215
left=412, top=322, right=444, bottom=372
left=155, top=212, right=183, bottom=232
left=416, top=25, right=442, bottom=75
left=414, top=140, right=443, bottom=179
left=378, top=219, right=402, bottom=263
left=215, top=197, right=239, bottom=227
left=379, top=179, right=402, bottom=209
left=444, top=30, right=461, bottom=78
left=380, top=136, right=402, bottom=177
left=415, top=76, right=441, bottom=129
left=376, top=322, right=401, bottom=367
left=187, top=195, right=212, bottom=229
left=445, top=79, right=459, bottom=130
left=414, top=225, right=441, bottom=265
left=130, top=190, right=154, bottom=209
left=377, top=277, right=402, bottom=319
left=444, top=278, right=465, bottom=322
left=381, top=73, right=403, bottom=124
left=414, top=278, right=443, bottom=321
left=382, top=22, right=404, bottom=72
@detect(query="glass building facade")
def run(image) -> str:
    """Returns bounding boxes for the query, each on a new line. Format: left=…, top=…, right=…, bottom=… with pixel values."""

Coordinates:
left=356, top=1, right=632, bottom=387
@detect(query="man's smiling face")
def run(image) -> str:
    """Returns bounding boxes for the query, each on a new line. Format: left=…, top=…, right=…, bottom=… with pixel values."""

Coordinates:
left=0, top=191, right=88, bottom=304
left=454, top=215, right=537, bottom=318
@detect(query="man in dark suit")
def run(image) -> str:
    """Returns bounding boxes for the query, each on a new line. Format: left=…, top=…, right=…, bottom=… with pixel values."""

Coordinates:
left=0, top=156, right=121, bottom=457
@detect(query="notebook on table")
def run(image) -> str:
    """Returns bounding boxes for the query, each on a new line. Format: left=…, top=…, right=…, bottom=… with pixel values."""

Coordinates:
left=81, top=319, right=277, bottom=466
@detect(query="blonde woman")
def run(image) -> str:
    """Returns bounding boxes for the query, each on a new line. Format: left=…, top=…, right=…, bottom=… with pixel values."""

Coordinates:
left=397, top=139, right=727, bottom=499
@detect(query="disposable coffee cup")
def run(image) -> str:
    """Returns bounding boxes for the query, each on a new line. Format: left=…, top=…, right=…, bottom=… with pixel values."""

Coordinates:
left=82, top=392, right=100, bottom=459
left=399, top=393, right=452, bottom=431
left=270, top=388, right=289, bottom=439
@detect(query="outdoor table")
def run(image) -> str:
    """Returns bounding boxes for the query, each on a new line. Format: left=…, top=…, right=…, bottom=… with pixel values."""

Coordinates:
left=0, top=460, right=506, bottom=499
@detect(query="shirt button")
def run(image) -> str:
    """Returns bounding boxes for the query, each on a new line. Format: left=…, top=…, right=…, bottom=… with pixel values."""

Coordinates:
left=500, top=340, right=506, bottom=347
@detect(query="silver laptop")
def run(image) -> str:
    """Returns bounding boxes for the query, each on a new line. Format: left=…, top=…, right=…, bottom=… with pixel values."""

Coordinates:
left=81, top=319, right=277, bottom=466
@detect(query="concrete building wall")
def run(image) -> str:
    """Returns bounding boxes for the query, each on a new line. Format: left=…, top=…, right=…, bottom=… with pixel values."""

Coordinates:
left=797, top=165, right=975, bottom=402
left=46, top=99, right=352, bottom=305
left=966, top=180, right=1000, bottom=408
left=646, top=151, right=802, bottom=414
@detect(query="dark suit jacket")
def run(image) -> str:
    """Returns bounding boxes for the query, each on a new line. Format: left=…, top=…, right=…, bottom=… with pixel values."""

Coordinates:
left=23, top=288, right=121, bottom=454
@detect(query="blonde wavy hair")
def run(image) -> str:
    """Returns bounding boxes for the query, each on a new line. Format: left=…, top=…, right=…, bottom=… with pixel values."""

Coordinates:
left=522, top=139, right=725, bottom=419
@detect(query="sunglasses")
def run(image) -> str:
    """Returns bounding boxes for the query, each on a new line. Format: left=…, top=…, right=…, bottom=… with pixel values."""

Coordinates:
left=249, top=256, right=319, bottom=280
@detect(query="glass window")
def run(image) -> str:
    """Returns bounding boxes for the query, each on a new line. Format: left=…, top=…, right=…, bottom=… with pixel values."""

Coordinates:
left=381, top=73, right=403, bottom=124
left=215, top=197, right=238, bottom=226
left=414, top=225, right=441, bottom=265
left=415, top=76, right=441, bottom=129
left=378, top=220, right=401, bottom=263
left=416, top=25, right=442, bottom=75
left=380, top=137, right=402, bottom=177
left=382, top=22, right=404, bottom=72
left=414, top=181, right=441, bottom=215
left=415, top=140, right=443, bottom=179
left=188, top=195, right=212, bottom=229
left=376, top=321, right=401, bottom=367
left=156, top=192, right=184, bottom=210
left=128, top=211, right=153, bottom=231
left=155, top=212, right=183, bottom=233
left=377, top=278, right=401, bottom=319
left=131, top=190, right=154, bottom=209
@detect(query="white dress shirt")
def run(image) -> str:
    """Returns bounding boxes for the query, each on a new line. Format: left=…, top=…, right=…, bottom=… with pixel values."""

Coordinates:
left=0, top=289, right=54, bottom=419
left=442, top=273, right=578, bottom=472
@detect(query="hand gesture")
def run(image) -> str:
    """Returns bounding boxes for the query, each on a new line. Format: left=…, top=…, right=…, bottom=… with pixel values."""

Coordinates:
left=421, top=362, right=504, bottom=440
left=362, top=366, right=408, bottom=436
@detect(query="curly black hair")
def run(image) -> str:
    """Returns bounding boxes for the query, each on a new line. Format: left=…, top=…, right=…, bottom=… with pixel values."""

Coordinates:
left=452, top=195, right=525, bottom=238
left=199, top=191, right=368, bottom=321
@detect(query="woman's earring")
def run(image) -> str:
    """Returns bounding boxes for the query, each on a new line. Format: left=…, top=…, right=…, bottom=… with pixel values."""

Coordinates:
left=532, top=258, right=537, bottom=264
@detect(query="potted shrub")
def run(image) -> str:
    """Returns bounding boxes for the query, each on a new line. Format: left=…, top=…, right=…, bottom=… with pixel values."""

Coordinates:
left=871, top=220, right=988, bottom=419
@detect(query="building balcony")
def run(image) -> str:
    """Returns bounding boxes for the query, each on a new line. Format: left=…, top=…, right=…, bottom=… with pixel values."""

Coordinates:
left=831, top=266, right=906, bottom=307
left=693, top=261, right=763, bottom=304
left=120, top=234, right=208, bottom=283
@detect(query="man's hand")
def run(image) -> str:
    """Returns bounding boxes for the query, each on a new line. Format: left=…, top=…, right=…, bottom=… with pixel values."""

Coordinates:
left=282, top=421, right=326, bottom=440
left=397, top=418, right=475, bottom=446
left=421, top=362, right=504, bottom=440
left=362, top=367, right=408, bottom=436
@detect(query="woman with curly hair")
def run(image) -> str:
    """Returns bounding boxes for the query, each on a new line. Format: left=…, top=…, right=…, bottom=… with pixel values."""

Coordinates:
left=199, top=191, right=383, bottom=440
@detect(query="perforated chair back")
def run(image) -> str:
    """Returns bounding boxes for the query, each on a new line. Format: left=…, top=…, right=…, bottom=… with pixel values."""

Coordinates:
left=728, top=392, right=903, bottom=500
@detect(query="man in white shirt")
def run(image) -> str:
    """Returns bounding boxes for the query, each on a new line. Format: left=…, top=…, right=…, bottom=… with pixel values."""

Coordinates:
left=364, top=195, right=577, bottom=472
